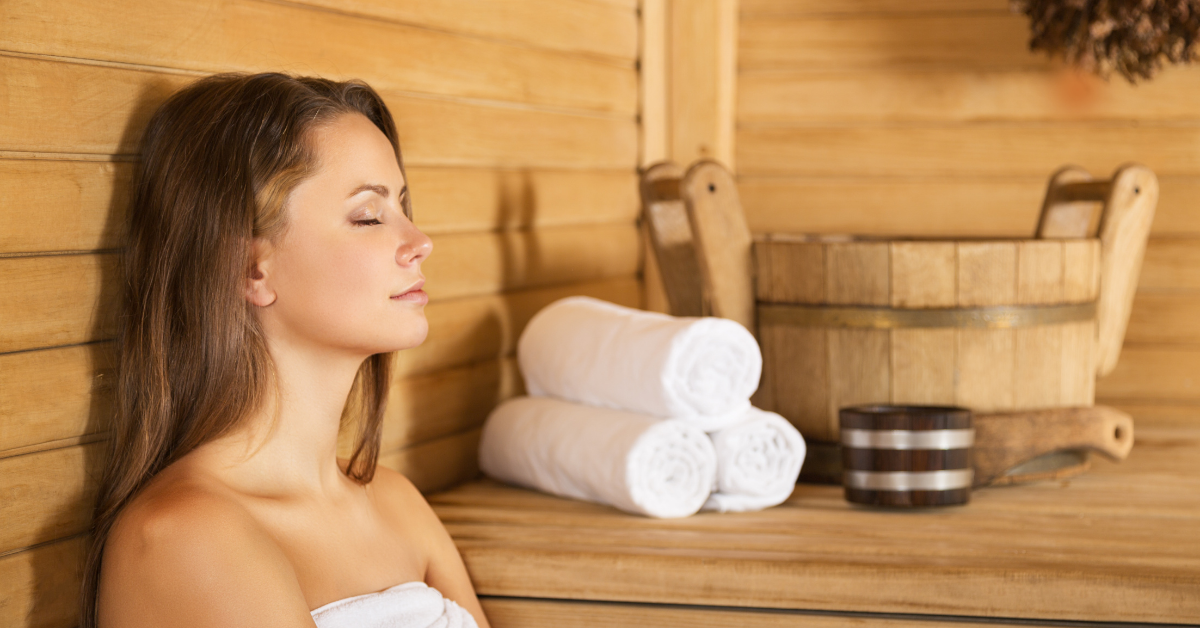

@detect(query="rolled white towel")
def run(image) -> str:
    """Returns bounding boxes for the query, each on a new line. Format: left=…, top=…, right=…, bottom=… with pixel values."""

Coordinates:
left=517, top=296, right=762, bottom=432
left=478, top=396, right=718, bottom=518
left=702, top=408, right=806, bottom=513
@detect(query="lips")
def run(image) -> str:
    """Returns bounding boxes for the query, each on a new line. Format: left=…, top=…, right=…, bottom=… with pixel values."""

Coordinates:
left=394, top=279, right=425, bottom=297
left=391, top=279, right=428, bottom=304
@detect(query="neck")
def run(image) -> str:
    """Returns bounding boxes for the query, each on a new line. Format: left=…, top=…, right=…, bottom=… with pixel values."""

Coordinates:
left=199, top=339, right=369, bottom=499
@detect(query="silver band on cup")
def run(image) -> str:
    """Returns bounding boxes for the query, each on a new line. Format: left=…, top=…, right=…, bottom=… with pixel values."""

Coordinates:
left=841, top=428, right=975, bottom=451
left=844, top=469, right=974, bottom=491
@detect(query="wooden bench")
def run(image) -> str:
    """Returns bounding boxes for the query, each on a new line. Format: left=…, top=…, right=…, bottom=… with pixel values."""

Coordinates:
left=434, top=419, right=1200, bottom=627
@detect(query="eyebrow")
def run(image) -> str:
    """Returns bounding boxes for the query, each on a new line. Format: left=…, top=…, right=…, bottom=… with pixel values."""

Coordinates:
left=348, top=183, right=407, bottom=200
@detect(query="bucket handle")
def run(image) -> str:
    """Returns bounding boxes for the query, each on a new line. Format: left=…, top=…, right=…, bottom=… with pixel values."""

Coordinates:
left=1036, top=164, right=1158, bottom=377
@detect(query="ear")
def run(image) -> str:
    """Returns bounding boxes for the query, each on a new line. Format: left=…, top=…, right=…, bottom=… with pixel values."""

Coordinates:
left=245, top=238, right=278, bottom=307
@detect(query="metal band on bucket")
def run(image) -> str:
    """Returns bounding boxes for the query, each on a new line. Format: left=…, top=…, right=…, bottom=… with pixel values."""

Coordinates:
left=844, top=469, right=975, bottom=492
left=759, top=301, right=1096, bottom=330
left=841, top=428, right=975, bottom=450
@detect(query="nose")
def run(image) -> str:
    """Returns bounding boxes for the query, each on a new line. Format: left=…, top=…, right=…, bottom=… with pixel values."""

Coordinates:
left=397, top=219, right=433, bottom=266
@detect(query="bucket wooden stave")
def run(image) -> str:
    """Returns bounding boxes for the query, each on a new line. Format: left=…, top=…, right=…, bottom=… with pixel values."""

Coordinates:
left=755, top=236, right=1101, bottom=443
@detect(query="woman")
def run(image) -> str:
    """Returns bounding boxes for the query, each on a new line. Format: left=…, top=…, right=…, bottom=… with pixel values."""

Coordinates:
left=82, top=73, right=489, bottom=628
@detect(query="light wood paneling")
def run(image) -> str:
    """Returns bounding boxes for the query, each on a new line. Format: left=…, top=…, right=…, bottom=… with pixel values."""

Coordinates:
left=0, top=536, right=83, bottom=628
left=740, top=176, right=1200, bottom=238
left=0, top=443, right=104, bottom=556
left=1139, top=238, right=1200, bottom=291
left=740, top=67, right=1200, bottom=123
left=378, top=428, right=482, bottom=495
left=1124, top=293, right=1200, bottom=344
left=737, top=124, right=1200, bottom=177
left=1097, top=346, right=1200, bottom=402
left=0, top=343, right=112, bottom=455
left=286, top=0, right=638, bottom=60
left=0, top=0, right=636, bottom=114
left=0, top=158, right=637, bottom=255
left=741, top=0, right=1004, bottom=16
left=0, top=254, right=119, bottom=354
left=740, top=13, right=1038, bottom=71
left=0, top=54, right=636, bottom=169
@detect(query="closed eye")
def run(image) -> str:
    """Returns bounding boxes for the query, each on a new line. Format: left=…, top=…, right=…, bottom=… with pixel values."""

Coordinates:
left=353, top=218, right=383, bottom=226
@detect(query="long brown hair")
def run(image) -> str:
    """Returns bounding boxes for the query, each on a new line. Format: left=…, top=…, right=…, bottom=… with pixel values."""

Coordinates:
left=81, top=73, right=409, bottom=627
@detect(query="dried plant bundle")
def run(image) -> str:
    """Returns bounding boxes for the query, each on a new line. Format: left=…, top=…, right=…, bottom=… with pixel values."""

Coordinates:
left=1011, top=0, right=1200, bottom=82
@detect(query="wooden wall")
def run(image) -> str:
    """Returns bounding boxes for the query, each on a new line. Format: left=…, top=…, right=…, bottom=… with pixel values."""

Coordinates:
left=736, top=0, right=1200, bottom=424
left=0, top=1, right=640, bottom=625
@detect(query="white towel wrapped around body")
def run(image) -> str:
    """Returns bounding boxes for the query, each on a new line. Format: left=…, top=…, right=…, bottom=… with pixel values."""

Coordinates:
left=311, top=581, right=478, bottom=628
left=479, top=396, right=718, bottom=518
left=702, top=408, right=806, bottom=513
left=517, top=296, right=762, bottom=432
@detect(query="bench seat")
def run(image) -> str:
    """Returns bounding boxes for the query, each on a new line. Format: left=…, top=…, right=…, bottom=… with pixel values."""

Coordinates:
left=430, top=422, right=1200, bottom=627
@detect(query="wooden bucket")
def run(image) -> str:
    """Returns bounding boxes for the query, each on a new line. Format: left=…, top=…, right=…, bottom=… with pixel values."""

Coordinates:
left=755, top=234, right=1101, bottom=442
left=642, top=161, right=1156, bottom=457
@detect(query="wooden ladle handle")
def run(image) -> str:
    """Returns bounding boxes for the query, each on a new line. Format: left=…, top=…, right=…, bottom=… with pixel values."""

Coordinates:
left=972, top=405, right=1134, bottom=487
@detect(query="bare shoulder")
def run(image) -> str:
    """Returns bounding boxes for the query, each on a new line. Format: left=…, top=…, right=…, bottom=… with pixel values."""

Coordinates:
left=366, top=464, right=441, bottom=529
left=98, top=472, right=312, bottom=628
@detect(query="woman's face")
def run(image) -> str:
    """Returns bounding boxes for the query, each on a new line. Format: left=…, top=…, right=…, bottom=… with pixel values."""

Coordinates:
left=252, top=113, right=432, bottom=358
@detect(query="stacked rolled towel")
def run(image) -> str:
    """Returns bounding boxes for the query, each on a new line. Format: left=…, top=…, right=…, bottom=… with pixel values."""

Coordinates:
left=703, top=407, right=807, bottom=513
left=479, top=296, right=805, bottom=517
left=517, top=296, right=761, bottom=432
left=479, top=396, right=717, bottom=518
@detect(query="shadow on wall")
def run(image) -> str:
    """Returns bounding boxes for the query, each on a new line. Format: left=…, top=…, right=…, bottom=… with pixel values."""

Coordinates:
left=29, top=76, right=179, bottom=628
left=380, top=168, right=539, bottom=493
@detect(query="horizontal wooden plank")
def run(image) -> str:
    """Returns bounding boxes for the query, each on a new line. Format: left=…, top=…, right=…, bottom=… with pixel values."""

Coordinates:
left=0, top=159, right=132, bottom=254
left=0, top=343, right=112, bottom=455
left=0, top=157, right=638, bottom=254
left=0, top=442, right=103, bottom=556
left=0, top=55, right=637, bottom=169
left=378, top=358, right=521, bottom=455
left=1139, top=239, right=1200, bottom=292
left=378, top=428, right=482, bottom=495
left=0, top=536, right=83, bottom=628
left=0, top=253, right=119, bottom=354
left=739, top=13, right=1039, bottom=71
left=1106, top=403, right=1200, bottom=428
left=739, top=175, right=1200, bottom=238
left=0, top=223, right=638, bottom=353
left=432, top=427, right=1200, bottom=623
left=288, top=0, right=637, bottom=60
left=1125, top=293, right=1200, bottom=345
left=1097, top=346, right=1200, bottom=403
left=739, top=66, right=1200, bottom=123
left=409, top=168, right=639, bottom=236
left=741, top=0, right=1005, bottom=16
left=480, top=597, right=1050, bottom=628
left=0, top=0, right=636, bottom=114
left=396, top=277, right=640, bottom=378
left=737, top=124, right=1200, bottom=177
left=422, top=223, right=640, bottom=301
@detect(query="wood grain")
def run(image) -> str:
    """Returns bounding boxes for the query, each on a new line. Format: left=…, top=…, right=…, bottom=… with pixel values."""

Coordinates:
left=1139, top=238, right=1200, bottom=291
left=0, top=442, right=104, bottom=556
left=739, top=66, right=1200, bottom=123
left=1124, top=293, right=1200, bottom=344
left=433, top=426, right=1200, bottom=623
left=737, top=124, right=1200, bottom=177
left=681, top=161, right=756, bottom=332
left=285, top=0, right=638, bottom=60
left=0, top=54, right=637, bottom=168
left=378, top=428, right=483, bottom=495
left=0, top=254, right=119, bottom=354
left=0, top=536, right=83, bottom=628
left=739, top=13, right=1038, bottom=71
left=667, top=0, right=738, bottom=167
left=1097, top=346, right=1200, bottom=402
left=740, top=0, right=1005, bottom=16
left=0, top=0, right=637, bottom=114
left=0, top=343, right=112, bottom=455
left=738, top=175, right=1200, bottom=238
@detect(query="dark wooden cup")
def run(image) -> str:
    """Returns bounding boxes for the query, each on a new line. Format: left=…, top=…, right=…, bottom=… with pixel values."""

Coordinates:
left=839, top=405, right=974, bottom=507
